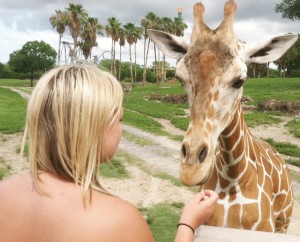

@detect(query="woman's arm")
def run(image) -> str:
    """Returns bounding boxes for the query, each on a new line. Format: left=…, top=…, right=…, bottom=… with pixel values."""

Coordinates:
left=174, top=190, right=219, bottom=242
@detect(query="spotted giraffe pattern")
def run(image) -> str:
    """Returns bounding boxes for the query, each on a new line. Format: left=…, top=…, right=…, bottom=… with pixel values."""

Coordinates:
left=204, top=103, right=293, bottom=232
left=176, top=0, right=294, bottom=233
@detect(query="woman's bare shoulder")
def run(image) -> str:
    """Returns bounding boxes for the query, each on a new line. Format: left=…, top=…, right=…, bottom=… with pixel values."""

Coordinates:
left=0, top=172, right=30, bottom=195
left=91, top=192, right=155, bottom=242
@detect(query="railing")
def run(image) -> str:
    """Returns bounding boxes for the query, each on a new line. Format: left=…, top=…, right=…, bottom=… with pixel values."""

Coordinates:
left=194, top=225, right=300, bottom=242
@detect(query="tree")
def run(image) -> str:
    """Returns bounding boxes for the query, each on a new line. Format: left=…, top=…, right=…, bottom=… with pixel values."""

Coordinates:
left=275, top=0, right=300, bottom=21
left=65, top=3, right=88, bottom=62
left=0, top=62, right=4, bottom=78
left=105, top=17, right=121, bottom=76
left=141, top=12, right=159, bottom=85
left=49, top=10, right=68, bottom=65
left=50, top=4, right=103, bottom=64
left=173, top=17, right=188, bottom=37
left=8, top=41, right=56, bottom=86
left=79, top=17, right=103, bottom=60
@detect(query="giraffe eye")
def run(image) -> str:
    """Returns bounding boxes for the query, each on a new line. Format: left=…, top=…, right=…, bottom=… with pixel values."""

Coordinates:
left=232, top=78, right=245, bottom=89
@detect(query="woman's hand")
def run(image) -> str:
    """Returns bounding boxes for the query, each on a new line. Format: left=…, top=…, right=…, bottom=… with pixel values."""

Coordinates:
left=178, top=190, right=219, bottom=230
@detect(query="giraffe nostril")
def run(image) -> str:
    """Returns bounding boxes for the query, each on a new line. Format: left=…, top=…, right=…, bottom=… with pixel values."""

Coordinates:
left=181, top=144, right=187, bottom=159
left=197, top=146, right=208, bottom=165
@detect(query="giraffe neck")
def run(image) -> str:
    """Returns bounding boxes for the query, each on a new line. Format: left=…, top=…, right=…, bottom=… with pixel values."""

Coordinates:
left=216, top=102, right=252, bottom=184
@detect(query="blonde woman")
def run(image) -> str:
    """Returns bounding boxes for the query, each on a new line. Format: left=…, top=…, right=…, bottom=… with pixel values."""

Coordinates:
left=0, top=64, right=218, bottom=242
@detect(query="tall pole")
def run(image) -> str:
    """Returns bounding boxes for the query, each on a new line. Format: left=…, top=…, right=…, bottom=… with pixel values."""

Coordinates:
left=178, top=7, right=183, bottom=19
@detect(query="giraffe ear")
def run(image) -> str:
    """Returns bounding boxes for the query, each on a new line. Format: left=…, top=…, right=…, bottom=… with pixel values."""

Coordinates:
left=245, top=34, right=298, bottom=64
left=148, top=29, right=188, bottom=59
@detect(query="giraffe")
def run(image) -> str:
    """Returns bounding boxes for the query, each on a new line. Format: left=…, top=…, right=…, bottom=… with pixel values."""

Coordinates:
left=148, top=0, right=298, bottom=233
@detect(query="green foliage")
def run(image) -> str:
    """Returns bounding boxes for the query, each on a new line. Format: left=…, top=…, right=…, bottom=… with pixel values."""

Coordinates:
left=0, top=88, right=26, bottom=134
left=8, top=40, right=56, bottom=86
left=264, top=138, right=300, bottom=158
left=98, top=59, right=157, bottom=83
left=275, top=0, right=300, bottom=20
left=243, top=78, right=300, bottom=105
left=285, top=118, right=300, bottom=138
left=140, top=203, right=181, bottom=242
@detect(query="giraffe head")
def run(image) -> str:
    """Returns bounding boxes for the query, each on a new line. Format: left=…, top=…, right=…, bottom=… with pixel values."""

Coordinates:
left=148, top=0, right=297, bottom=186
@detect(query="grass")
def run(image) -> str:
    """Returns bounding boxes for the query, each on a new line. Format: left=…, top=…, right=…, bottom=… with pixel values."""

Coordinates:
left=0, top=159, right=11, bottom=180
left=264, top=138, right=300, bottom=161
left=153, top=172, right=198, bottom=193
left=139, top=203, right=182, bottom=242
left=123, top=83, right=187, bottom=120
left=0, top=79, right=37, bottom=87
left=287, top=159, right=300, bottom=168
left=243, top=78, right=300, bottom=105
left=286, top=119, right=300, bottom=138
left=244, top=111, right=281, bottom=127
left=122, top=130, right=157, bottom=146
left=0, top=88, right=27, bottom=134
left=100, top=158, right=130, bottom=178
left=123, top=109, right=168, bottom=136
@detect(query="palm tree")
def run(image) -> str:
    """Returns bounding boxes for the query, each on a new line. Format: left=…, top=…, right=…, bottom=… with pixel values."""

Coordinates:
left=80, top=17, right=103, bottom=60
left=105, top=17, right=121, bottom=76
left=141, top=12, right=159, bottom=85
left=123, top=22, right=136, bottom=85
left=173, top=17, right=188, bottom=37
left=65, top=3, right=88, bottom=62
left=49, top=10, right=68, bottom=65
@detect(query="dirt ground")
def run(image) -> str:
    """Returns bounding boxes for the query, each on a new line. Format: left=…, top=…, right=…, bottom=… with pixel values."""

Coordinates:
left=0, top=110, right=300, bottom=235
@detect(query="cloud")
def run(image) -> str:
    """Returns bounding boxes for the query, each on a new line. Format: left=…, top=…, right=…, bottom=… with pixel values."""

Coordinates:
left=0, top=0, right=298, bottom=64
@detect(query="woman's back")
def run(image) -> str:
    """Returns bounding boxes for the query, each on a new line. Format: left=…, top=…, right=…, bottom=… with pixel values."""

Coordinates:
left=0, top=172, right=154, bottom=242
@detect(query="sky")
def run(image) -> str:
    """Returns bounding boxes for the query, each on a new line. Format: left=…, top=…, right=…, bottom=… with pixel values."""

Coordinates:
left=0, top=0, right=299, bottom=67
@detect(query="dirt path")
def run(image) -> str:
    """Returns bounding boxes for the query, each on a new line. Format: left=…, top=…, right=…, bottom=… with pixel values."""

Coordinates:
left=2, top=89, right=300, bottom=235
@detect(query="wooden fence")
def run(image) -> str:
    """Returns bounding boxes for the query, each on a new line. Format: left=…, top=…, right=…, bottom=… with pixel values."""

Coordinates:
left=194, top=225, right=300, bottom=242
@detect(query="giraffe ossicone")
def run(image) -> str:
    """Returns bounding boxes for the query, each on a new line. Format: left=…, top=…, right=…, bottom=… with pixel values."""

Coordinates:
left=148, top=0, right=298, bottom=233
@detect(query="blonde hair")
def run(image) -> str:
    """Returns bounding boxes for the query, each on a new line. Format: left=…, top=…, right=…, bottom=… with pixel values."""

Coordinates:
left=25, top=63, right=123, bottom=197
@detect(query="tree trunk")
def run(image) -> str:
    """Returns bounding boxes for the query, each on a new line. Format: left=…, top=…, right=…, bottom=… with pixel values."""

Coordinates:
left=154, top=44, right=159, bottom=84
left=129, top=44, right=134, bottom=85
left=134, top=43, right=137, bottom=83
left=110, top=39, right=114, bottom=74
left=119, top=45, right=122, bottom=82
left=113, top=41, right=117, bottom=76
left=142, top=38, right=151, bottom=86
left=30, top=69, right=34, bottom=87
left=57, top=34, right=62, bottom=65
left=163, top=54, right=166, bottom=81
